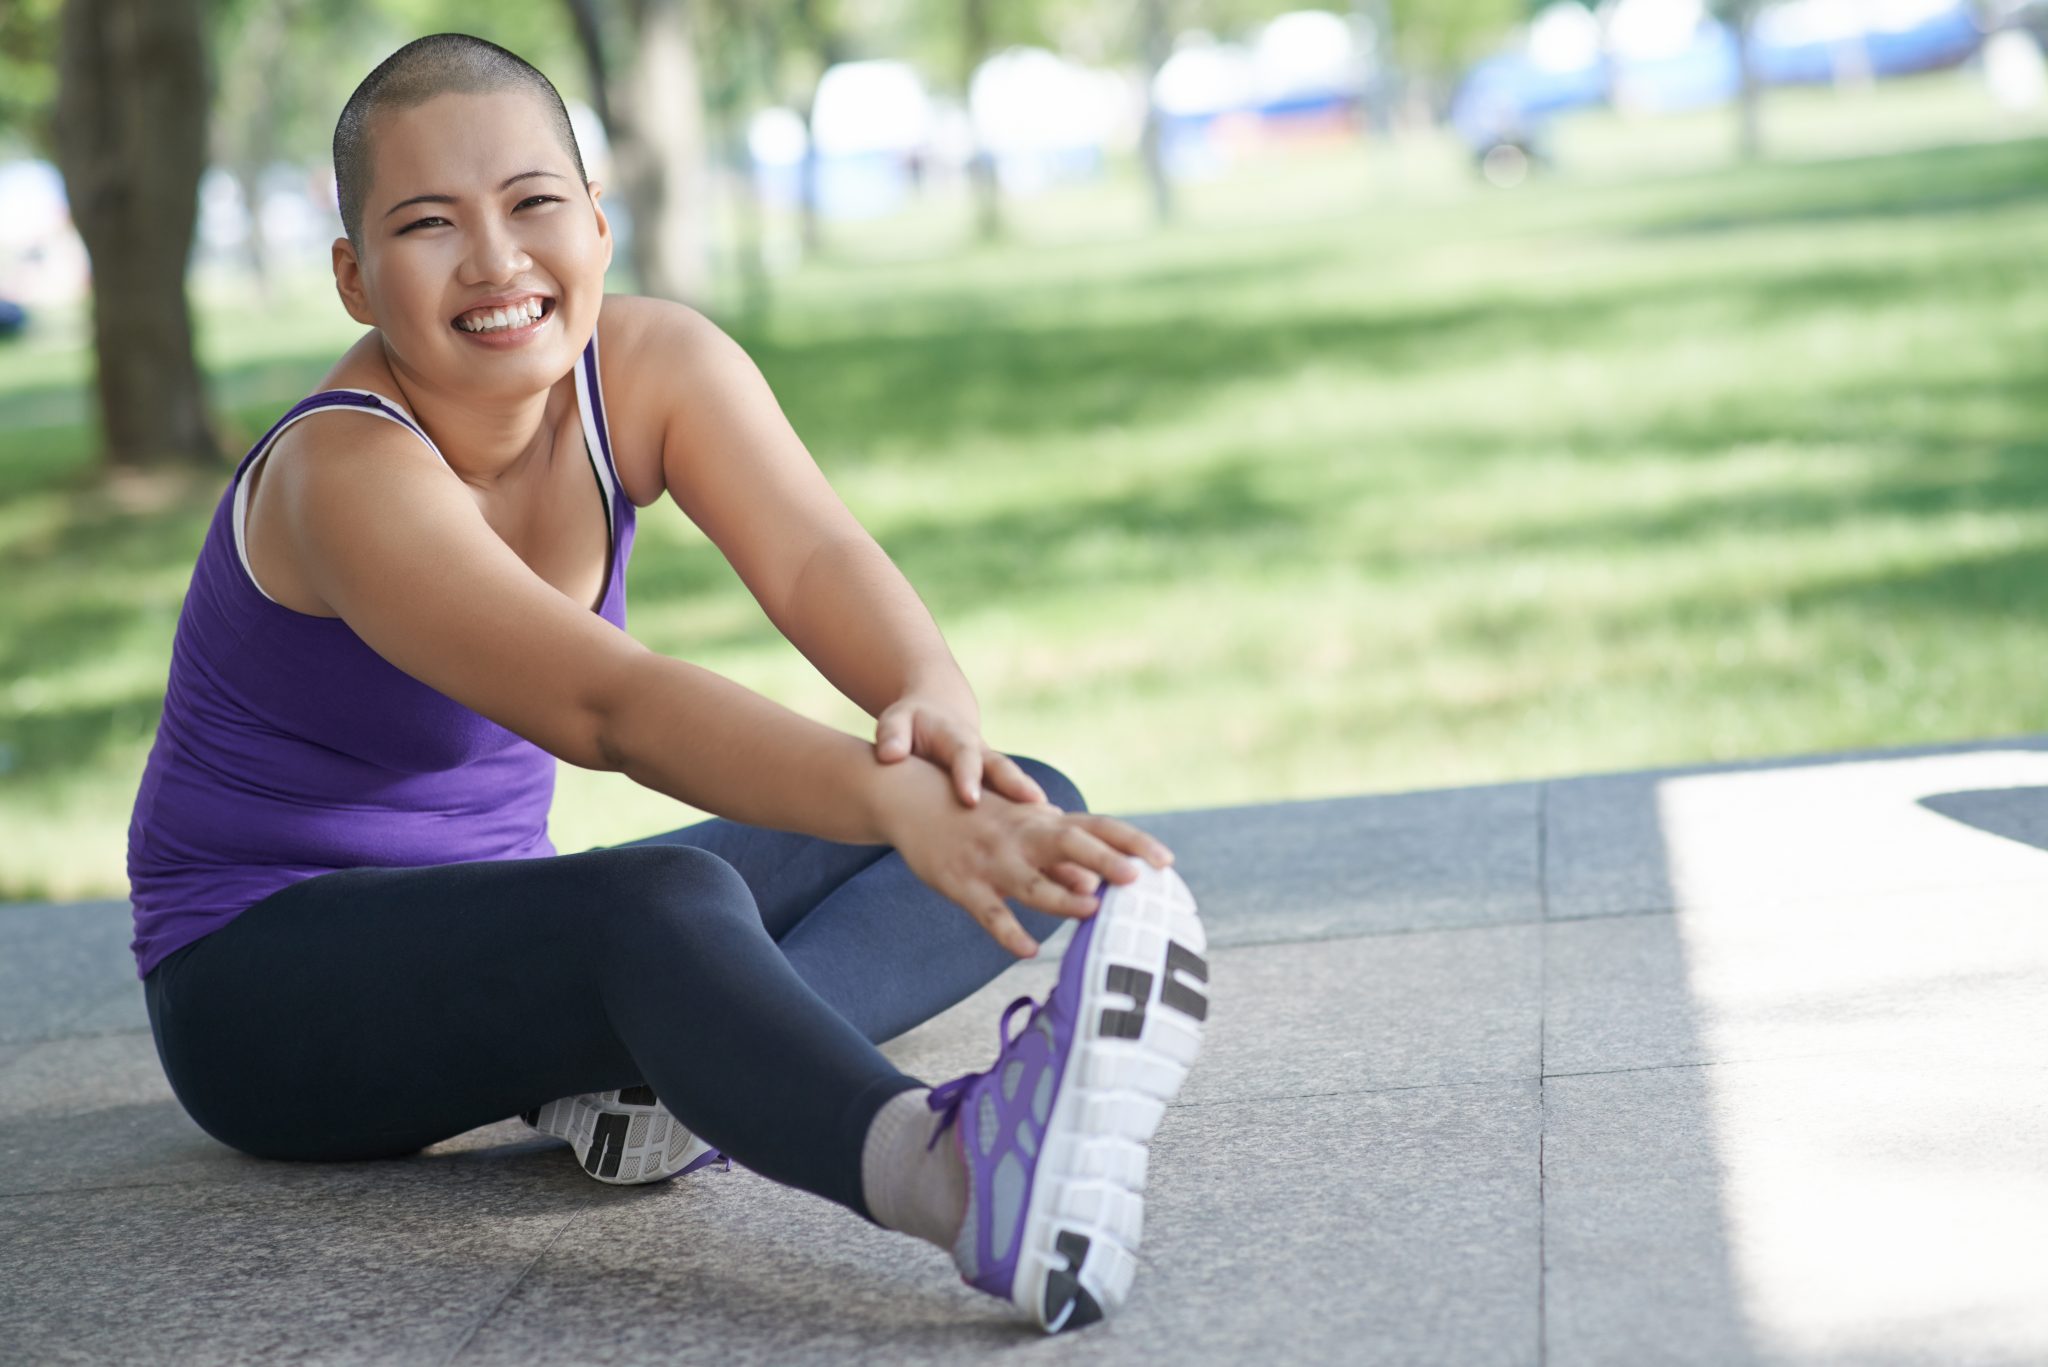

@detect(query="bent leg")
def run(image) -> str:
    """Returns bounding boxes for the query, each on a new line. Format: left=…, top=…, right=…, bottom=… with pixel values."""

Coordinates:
left=622, top=756, right=1088, bottom=1042
left=143, top=843, right=918, bottom=1215
left=602, top=814, right=894, bottom=942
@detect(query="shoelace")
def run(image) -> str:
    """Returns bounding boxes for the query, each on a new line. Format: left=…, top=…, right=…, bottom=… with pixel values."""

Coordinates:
left=926, top=992, right=1043, bottom=1151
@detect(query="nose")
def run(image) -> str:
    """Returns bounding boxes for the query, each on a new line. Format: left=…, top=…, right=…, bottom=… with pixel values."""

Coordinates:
left=461, top=209, right=533, bottom=286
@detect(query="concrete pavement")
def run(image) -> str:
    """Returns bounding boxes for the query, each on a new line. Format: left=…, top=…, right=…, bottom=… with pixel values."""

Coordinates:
left=4, top=736, right=2046, bottom=1364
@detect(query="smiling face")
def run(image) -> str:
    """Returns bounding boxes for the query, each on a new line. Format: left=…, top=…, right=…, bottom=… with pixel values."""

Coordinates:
left=331, top=88, right=611, bottom=400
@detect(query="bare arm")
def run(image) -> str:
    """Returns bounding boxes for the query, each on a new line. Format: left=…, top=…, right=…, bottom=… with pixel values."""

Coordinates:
left=778, top=535, right=979, bottom=726
left=595, top=651, right=908, bottom=844
left=282, top=411, right=906, bottom=844
left=633, top=300, right=979, bottom=726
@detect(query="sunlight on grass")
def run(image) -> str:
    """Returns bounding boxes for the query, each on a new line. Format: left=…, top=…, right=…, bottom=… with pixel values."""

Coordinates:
left=4, top=69, right=2048, bottom=896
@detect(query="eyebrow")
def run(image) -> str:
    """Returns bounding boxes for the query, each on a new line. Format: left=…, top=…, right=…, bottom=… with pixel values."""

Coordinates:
left=383, top=170, right=565, bottom=220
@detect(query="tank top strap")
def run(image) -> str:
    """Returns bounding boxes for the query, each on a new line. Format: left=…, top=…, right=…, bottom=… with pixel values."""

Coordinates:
left=571, top=329, right=624, bottom=522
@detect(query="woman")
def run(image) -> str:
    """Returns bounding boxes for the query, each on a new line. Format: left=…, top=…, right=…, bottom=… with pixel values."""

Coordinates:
left=127, top=33, right=1208, bottom=1335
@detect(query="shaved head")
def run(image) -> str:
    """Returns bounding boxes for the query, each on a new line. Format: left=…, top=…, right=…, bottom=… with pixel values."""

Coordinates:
left=333, top=32, right=586, bottom=254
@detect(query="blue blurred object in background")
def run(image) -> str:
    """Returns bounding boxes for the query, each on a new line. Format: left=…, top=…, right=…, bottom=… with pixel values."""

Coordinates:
left=1451, top=1, right=1988, bottom=166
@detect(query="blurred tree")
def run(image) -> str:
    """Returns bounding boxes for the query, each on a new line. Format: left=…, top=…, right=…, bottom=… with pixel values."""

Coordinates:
left=1709, top=0, right=1763, bottom=159
left=1383, top=0, right=1522, bottom=119
left=701, top=0, right=775, bottom=316
left=1138, top=0, right=1174, bottom=223
left=209, top=0, right=370, bottom=308
left=560, top=0, right=713, bottom=305
left=53, top=0, right=221, bottom=471
left=788, top=0, right=855, bottom=257
left=961, top=0, right=1003, bottom=239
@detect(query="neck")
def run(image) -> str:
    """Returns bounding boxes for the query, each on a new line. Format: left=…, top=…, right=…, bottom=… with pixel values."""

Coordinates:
left=377, top=343, right=563, bottom=488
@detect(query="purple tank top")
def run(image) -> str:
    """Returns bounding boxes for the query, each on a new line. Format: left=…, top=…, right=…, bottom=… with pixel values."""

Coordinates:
left=125, top=330, right=636, bottom=980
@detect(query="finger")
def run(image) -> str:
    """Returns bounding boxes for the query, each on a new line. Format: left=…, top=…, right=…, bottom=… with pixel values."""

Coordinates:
left=875, top=714, right=911, bottom=762
left=1050, top=860, right=1101, bottom=895
left=1080, top=813, right=1175, bottom=867
left=1005, top=860, right=1098, bottom=919
left=955, top=746, right=983, bottom=805
left=985, top=753, right=1048, bottom=806
left=966, top=888, right=1038, bottom=959
left=1056, top=824, right=1149, bottom=887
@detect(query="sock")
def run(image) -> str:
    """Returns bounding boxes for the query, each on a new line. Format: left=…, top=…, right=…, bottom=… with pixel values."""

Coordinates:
left=861, top=1087, right=969, bottom=1253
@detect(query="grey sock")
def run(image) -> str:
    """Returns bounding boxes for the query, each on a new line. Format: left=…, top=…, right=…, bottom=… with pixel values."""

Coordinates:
left=861, top=1087, right=969, bottom=1252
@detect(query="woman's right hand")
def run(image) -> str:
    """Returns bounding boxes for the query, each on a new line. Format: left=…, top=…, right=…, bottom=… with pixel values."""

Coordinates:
left=872, top=757, right=1176, bottom=958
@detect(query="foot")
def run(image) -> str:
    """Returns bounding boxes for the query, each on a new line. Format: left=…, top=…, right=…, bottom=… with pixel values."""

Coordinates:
left=926, top=861, right=1209, bottom=1333
left=519, top=1086, right=725, bottom=1185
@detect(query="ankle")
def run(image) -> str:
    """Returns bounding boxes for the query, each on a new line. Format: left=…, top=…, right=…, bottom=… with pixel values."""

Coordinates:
left=861, top=1087, right=970, bottom=1252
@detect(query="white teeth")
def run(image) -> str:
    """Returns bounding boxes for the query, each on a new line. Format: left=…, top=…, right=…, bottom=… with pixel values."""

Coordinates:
left=458, top=299, right=545, bottom=333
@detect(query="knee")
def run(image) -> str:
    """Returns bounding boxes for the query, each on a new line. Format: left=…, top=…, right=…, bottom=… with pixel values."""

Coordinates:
left=586, top=844, right=760, bottom=957
left=1008, top=755, right=1087, bottom=814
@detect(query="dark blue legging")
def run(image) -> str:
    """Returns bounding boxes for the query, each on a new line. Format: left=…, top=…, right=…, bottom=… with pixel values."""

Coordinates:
left=142, top=756, right=1080, bottom=1220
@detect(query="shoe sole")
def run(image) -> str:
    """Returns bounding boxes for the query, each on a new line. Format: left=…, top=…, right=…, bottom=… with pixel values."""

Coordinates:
left=520, top=1087, right=714, bottom=1185
left=1018, top=863, right=1209, bottom=1332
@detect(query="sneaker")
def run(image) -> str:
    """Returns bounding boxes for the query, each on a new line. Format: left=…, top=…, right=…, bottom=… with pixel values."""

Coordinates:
left=520, top=1086, right=726, bottom=1185
left=926, top=861, right=1209, bottom=1333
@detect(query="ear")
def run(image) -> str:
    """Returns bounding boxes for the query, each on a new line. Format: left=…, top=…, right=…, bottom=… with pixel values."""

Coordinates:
left=588, top=180, right=613, bottom=270
left=331, top=237, right=375, bottom=326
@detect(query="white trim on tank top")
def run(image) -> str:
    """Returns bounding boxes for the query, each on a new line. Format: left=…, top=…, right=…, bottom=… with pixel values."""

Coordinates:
left=570, top=325, right=621, bottom=553
left=230, top=343, right=622, bottom=608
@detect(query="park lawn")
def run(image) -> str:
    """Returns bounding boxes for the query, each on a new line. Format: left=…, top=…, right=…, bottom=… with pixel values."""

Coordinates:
left=3, top=72, right=2047, bottom=901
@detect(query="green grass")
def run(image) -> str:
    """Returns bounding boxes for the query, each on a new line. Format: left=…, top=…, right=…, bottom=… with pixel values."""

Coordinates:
left=5, top=70, right=2048, bottom=900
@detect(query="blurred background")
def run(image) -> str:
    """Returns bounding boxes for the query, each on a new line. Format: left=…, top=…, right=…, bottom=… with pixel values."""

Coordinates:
left=3, top=0, right=2046, bottom=901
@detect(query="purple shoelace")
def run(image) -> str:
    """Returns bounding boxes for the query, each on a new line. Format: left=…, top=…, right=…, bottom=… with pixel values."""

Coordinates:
left=926, top=993, right=1043, bottom=1151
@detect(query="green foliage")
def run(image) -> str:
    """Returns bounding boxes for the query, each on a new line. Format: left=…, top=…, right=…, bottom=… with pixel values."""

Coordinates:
left=1386, top=0, right=1525, bottom=74
left=0, top=0, right=62, bottom=156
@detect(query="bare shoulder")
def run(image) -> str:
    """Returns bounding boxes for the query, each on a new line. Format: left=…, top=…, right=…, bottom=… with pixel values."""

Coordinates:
left=245, top=391, right=444, bottom=617
left=591, top=294, right=754, bottom=508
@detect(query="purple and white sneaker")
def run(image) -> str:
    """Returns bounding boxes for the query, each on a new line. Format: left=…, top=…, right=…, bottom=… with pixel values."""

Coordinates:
left=520, top=1086, right=727, bottom=1185
left=927, top=860, right=1210, bottom=1333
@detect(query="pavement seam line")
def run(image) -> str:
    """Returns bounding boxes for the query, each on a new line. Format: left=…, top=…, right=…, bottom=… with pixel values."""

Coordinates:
left=440, top=1195, right=590, bottom=1367
left=1206, top=903, right=1680, bottom=954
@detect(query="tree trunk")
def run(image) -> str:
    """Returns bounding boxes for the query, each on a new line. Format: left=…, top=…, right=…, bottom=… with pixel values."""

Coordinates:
left=963, top=0, right=1001, bottom=242
left=1731, top=3, right=1763, bottom=160
left=796, top=101, right=824, bottom=258
left=1139, top=0, right=1174, bottom=225
left=711, top=0, right=772, bottom=319
left=219, top=0, right=292, bottom=310
left=232, top=161, right=273, bottom=308
left=609, top=0, right=712, bottom=304
left=53, top=0, right=219, bottom=472
left=792, top=0, right=847, bottom=261
left=562, top=0, right=614, bottom=131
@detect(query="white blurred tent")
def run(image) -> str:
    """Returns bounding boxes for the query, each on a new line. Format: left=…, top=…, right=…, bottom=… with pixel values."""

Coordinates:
left=1249, top=9, right=1367, bottom=109
left=1607, top=0, right=1711, bottom=64
left=796, top=59, right=936, bottom=219
left=968, top=47, right=1127, bottom=193
left=1154, top=36, right=1258, bottom=119
left=811, top=59, right=934, bottom=158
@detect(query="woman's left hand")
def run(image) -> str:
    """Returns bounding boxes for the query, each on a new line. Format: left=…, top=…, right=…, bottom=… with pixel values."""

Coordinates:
left=873, top=695, right=1049, bottom=809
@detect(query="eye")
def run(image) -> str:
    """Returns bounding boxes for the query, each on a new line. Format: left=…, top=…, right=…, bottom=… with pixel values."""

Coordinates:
left=397, top=196, right=563, bottom=234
